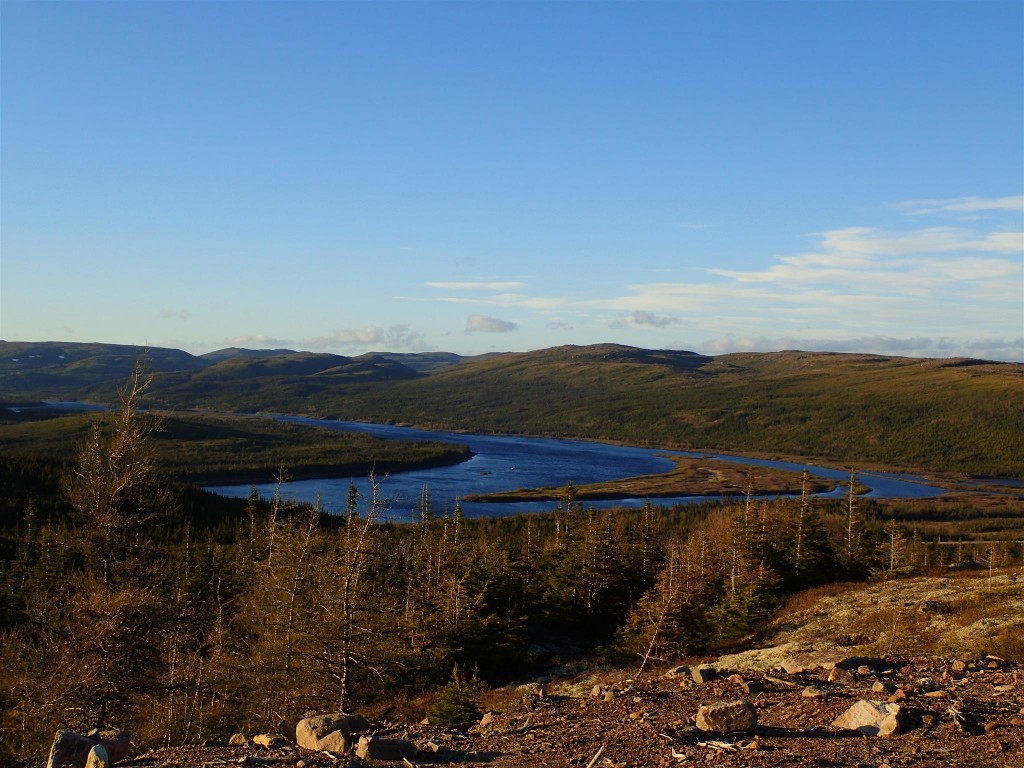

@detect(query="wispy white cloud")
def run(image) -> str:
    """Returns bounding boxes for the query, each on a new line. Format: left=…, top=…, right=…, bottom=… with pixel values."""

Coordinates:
left=466, top=314, right=518, bottom=333
left=426, top=281, right=527, bottom=290
left=610, top=311, right=681, bottom=329
left=435, top=293, right=567, bottom=310
left=412, top=207, right=1023, bottom=361
left=227, top=326, right=428, bottom=353
left=896, top=195, right=1024, bottom=217
left=160, top=307, right=190, bottom=321
left=306, top=325, right=427, bottom=351
left=696, top=335, right=1024, bottom=362
left=705, top=226, right=1022, bottom=296
left=228, top=334, right=291, bottom=348
left=323, top=327, right=384, bottom=346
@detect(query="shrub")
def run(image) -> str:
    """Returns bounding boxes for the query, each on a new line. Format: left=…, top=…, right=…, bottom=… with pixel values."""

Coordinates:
left=426, top=667, right=483, bottom=729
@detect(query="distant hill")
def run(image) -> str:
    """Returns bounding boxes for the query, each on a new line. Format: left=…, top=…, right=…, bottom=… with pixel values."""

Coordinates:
left=0, top=341, right=207, bottom=399
left=354, top=351, right=497, bottom=374
left=1, top=340, right=1021, bottom=477
left=299, top=345, right=1024, bottom=478
left=200, top=347, right=299, bottom=362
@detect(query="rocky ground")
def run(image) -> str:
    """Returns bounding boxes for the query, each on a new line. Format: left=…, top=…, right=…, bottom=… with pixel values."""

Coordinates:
left=85, top=571, right=1024, bottom=768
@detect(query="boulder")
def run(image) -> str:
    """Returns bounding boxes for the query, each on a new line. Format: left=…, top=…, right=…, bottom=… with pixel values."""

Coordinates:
left=801, top=686, right=828, bottom=699
left=316, top=729, right=350, bottom=754
left=228, top=733, right=248, bottom=746
left=295, top=713, right=360, bottom=752
left=355, top=735, right=417, bottom=761
left=46, top=730, right=100, bottom=768
left=84, top=745, right=110, bottom=768
left=47, top=729, right=133, bottom=768
left=832, top=700, right=908, bottom=737
left=85, top=730, right=133, bottom=764
left=695, top=700, right=758, bottom=734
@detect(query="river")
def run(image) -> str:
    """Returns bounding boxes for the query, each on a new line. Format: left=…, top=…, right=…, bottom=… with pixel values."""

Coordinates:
left=205, top=416, right=949, bottom=523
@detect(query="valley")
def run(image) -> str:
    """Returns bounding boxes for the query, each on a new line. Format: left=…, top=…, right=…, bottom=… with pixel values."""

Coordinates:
left=0, top=340, right=1021, bottom=767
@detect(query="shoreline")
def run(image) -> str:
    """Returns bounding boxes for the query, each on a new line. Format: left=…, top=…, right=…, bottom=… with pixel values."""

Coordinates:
left=186, top=449, right=473, bottom=487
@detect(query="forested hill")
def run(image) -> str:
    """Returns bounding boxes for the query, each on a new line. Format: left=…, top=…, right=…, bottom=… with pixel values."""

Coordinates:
left=1, top=340, right=1021, bottom=477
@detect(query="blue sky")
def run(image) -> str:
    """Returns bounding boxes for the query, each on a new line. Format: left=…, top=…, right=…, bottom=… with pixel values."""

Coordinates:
left=2, top=1, right=1022, bottom=361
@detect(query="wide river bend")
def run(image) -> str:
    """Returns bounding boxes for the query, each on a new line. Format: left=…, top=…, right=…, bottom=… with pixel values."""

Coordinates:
left=207, top=417, right=948, bottom=523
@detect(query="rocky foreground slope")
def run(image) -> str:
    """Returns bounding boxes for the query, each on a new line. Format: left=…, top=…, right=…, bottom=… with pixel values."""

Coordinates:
left=53, top=571, right=1024, bottom=768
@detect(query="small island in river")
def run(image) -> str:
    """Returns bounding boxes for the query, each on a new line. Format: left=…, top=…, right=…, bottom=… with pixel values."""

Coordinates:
left=463, top=455, right=836, bottom=503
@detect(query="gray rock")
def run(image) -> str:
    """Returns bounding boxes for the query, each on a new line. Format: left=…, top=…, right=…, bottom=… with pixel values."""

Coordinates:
left=83, top=745, right=109, bottom=768
left=665, top=665, right=691, bottom=679
left=802, top=685, right=828, bottom=699
left=296, top=713, right=357, bottom=752
left=228, top=733, right=248, bottom=746
left=46, top=730, right=99, bottom=768
left=355, top=735, right=417, bottom=761
left=319, top=730, right=350, bottom=754
left=695, top=700, right=758, bottom=734
left=832, top=700, right=908, bottom=737
left=872, top=681, right=897, bottom=695
left=84, top=729, right=133, bottom=764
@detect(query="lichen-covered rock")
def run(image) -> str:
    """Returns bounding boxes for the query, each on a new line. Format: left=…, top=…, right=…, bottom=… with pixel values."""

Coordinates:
left=695, top=700, right=758, bottom=733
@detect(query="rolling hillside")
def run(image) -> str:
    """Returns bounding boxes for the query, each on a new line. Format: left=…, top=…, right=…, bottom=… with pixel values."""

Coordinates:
left=1, top=341, right=1021, bottom=477
left=303, top=345, right=1024, bottom=478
